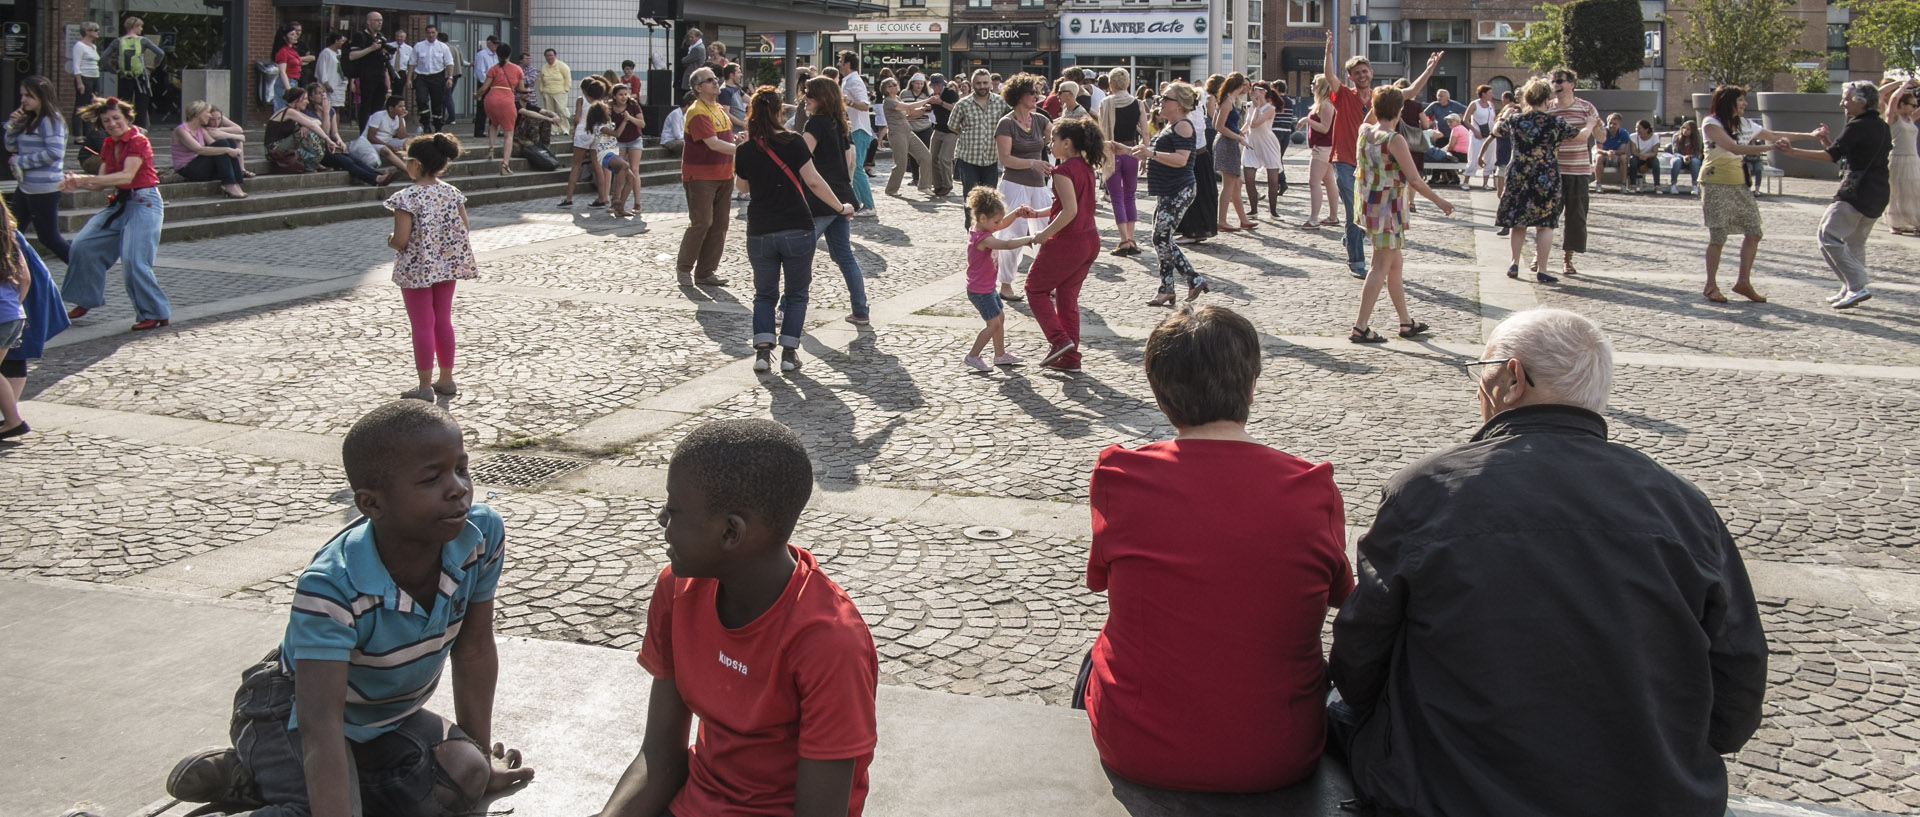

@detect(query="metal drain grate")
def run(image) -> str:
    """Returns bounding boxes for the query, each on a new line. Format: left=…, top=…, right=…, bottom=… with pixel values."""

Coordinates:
left=468, top=454, right=589, bottom=487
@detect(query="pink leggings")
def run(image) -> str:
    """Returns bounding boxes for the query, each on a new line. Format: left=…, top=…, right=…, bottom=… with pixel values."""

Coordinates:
left=400, top=281, right=457, bottom=372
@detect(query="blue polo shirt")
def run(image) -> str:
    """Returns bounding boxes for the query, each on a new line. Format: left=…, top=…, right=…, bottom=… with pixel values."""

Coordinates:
left=1601, top=127, right=1631, bottom=151
left=281, top=504, right=506, bottom=742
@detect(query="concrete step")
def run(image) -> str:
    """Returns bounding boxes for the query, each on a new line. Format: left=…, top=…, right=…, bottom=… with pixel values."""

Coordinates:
left=126, top=168, right=682, bottom=243
left=59, top=149, right=680, bottom=209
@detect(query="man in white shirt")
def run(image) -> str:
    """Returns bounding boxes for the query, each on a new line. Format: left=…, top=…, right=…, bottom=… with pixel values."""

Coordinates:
left=660, top=91, right=691, bottom=155
left=69, top=21, right=102, bottom=136
left=1088, top=74, right=1106, bottom=113
left=390, top=30, right=416, bottom=127
left=472, top=35, right=499, bottom=138
left=838, top=49, right=876, bottom=214
left=409, top=24, right=454, bottom=132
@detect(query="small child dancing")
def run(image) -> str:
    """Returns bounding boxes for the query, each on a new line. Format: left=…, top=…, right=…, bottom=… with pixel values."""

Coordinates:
left=385, top=133, right=477, bottom=401
left=963, top=188, right=1037, bottom=371
left=1025, top=118, right=1108, bottom=372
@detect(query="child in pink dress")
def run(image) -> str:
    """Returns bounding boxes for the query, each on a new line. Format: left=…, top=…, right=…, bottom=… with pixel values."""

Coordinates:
left=385, top=133, right=478, bottom=401
left=961, top=188, right=1037, bottom=371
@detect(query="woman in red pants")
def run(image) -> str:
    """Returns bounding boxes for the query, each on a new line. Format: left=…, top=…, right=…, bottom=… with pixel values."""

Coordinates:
left=1027, top=118, right=1107, bottom=373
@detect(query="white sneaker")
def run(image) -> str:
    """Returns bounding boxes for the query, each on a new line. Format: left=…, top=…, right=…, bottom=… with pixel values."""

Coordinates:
left=1667, top=184, right=1679, bottom=195
left=1825, top=289, right=1848, bottom=303
left=854, top=208, right=876, bottom=218
left=1833, top=289, right=1874, bottom=309
left=963, top=355, right=990, bottom=371
left=993, top=354, right=1025, bottom=366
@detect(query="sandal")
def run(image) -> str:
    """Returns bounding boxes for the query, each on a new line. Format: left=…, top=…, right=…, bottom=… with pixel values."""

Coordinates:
left=1704, top=286, right=1729, bottom=303
left=1349, top=326, right=1388, bottom=344
left=1301, top=220, right=1320, bottom=229
left=1562, top=258, right=1580, bottom=277
left=1217, top=223, right=1241, bottom=232
left=1730, top=283, right=1768, bottom=303
left=1397, top=320, right=1430, bottom=338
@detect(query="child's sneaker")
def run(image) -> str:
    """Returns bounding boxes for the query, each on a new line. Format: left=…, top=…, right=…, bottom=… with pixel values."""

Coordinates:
left=993, top=354, right=1025, bottom=367
left=166, top=747, right=259, bottom=805
left=964, top=355, right=990, bottom=371
left=781, top=348, right=802, bottom=372
left=753, top=347, right=773, bottom=372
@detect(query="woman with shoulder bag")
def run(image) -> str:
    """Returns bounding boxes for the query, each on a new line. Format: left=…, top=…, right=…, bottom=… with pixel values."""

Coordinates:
left=733, top=85, right=856, bottom=374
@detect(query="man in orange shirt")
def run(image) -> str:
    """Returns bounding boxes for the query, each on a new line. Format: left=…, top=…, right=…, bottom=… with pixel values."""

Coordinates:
left=1322, top=31, right=1442, bottom=278
left=676, top=66, right=735, bottom=288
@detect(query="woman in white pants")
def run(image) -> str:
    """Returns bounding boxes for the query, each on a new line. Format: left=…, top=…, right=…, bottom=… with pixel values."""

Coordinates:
left=1465, top=84, right=1498, bottom=189
left=992, top=74, right=1054, bottom=302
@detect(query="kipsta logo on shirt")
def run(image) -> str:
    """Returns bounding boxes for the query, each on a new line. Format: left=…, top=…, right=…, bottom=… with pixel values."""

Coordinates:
left=718, top=650, right=749, bottom=676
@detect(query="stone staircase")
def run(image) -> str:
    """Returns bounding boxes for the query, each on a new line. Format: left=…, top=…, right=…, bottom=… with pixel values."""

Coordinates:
left=51, top=146, right=682, bottom=244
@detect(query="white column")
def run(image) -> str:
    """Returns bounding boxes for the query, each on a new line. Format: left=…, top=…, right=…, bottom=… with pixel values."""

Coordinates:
left=1232, top=0, right=1250, bottom=75
left=1207, top=0, right=1224, bottom=76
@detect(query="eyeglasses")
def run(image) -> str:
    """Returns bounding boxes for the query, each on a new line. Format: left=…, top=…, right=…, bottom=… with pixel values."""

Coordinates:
left=1462, top=357, right=1536, bottom=388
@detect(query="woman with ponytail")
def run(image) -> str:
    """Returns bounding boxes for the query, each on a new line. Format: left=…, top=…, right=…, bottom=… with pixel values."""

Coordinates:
left=385, top=132, right=477, bottom=401
left=60, top=95, right=170, bottom=331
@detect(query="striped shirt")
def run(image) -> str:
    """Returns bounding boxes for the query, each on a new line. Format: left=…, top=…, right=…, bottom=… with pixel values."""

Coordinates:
left=281, top=504, right=506, bottom=743
left=4, top=115, right=68, bottom=195
left=680, top=98, right=734, bottom=181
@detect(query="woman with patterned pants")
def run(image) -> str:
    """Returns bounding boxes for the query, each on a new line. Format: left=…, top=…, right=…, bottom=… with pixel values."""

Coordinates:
left=1139, top=83, right=1203, bottom=307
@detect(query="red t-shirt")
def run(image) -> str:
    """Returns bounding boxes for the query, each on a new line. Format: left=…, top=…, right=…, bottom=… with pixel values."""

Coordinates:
left=1085, top=440, right=1354, bottom=792
left=275, top=45, right=302, bottom=81
left=622, top=74, right=643, bottom=101
left=639, top=546, right=879, bottom=817
left=681, top=98, right=736, bottom=181
left=1040, top=92, right=1064, bottom=119
left=104, top=128, right=161, bottom=190
left=1329, top=84, right=1368, bottom=166
left=1049, top=156, right=1099, bottom=240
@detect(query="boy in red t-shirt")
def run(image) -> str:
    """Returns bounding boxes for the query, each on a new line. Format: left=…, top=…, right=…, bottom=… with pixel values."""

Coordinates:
left=598, top=419, right=879, bottom=817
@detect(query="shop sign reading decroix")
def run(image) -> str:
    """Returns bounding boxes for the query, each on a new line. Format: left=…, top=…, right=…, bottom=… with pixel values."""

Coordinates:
left=1062, top=12, right=1207, bottom=39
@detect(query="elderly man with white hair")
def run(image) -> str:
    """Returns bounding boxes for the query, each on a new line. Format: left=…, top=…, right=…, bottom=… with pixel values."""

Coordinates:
left=1326, top=307, right=1767, bottom=817
left=1772, top=79, right=1892, bottom=310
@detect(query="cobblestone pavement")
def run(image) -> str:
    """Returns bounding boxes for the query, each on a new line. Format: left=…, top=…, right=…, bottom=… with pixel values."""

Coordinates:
left=9, top=161, right=1920, bottom=812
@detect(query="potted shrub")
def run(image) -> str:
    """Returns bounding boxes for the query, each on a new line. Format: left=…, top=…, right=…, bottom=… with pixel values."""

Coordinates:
left=1666, top=0, right=1835, bottom=175
left=1563, top=0, right=1659, bottom=123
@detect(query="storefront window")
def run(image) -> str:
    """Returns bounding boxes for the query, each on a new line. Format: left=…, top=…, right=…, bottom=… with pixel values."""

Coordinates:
left=1019, top=0, right=1043, bottom=9
left=901, top=0, right=927, bottom=7
left=87, top=0, right=227, bottom=123
left=969, top=0, right=992, bottom=9
left=1288, top=0, right=1322, bottom=27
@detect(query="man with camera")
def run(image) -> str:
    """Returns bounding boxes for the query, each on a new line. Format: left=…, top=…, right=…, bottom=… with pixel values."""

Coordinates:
left=348, top=12, right=393, bottom=127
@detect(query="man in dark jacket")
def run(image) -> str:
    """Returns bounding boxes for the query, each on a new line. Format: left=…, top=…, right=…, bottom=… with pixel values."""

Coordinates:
left=1328, top=307, right=1767, bottom=817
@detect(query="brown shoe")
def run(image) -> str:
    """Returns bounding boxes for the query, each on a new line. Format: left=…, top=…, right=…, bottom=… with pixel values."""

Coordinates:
left=166, top=747, right=259, bottom=805
left=693, top=275, right=729, bottom=287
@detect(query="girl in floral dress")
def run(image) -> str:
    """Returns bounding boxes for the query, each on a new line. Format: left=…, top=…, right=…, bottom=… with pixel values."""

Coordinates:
left=1481, top=78, right=1587, bottom=284
left=385, top=133, right=477, bottom=401
left=1349, top=86, right=1453, bottom=344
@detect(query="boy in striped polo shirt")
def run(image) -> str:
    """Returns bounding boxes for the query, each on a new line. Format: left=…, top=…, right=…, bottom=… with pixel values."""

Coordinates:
left=164, top=401, right=536, bottom=816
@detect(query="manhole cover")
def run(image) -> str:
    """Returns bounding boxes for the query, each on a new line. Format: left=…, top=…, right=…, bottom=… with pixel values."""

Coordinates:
left=468, top=454, right=588, bottom=488
left=963, top=526, right=1013, bottom=541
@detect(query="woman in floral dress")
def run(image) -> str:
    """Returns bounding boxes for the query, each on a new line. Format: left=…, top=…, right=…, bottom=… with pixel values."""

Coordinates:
left=1349, top=86, right=1454, bottom=344
left=385, top=133, right=477, bottom=401
left=1488, top=78, right=1587, bottom=283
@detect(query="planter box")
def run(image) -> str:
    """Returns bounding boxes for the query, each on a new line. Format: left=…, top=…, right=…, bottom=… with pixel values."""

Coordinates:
left=1756, top=92, right=1847, bottom=179
left=1575, top=89, right=1659, bottom=128
left=1692, top=93, right=1712, bottom=124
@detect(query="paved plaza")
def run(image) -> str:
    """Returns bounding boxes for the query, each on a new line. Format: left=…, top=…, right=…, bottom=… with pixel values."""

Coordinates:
left=5, top=164, right=1920, bottom=815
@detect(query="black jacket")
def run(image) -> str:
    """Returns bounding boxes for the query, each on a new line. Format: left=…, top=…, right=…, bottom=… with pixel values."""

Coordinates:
left=1330, top=404, right=1767, bottom=817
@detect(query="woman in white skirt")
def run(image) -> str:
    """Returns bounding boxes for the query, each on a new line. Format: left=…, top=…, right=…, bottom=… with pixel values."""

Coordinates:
left=1240, top=84, right=1287, bottom=218
left=992, top=74, right=1054, bottom=302
left=1465, top=84, right=1498, bottom=189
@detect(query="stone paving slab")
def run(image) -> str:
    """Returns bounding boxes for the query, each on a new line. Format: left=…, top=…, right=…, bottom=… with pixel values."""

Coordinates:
left=0, top=429, right=349, bottom=583
left=27, top=288, right=748, bottom=445
left=56, top=267, right=316, bottom=328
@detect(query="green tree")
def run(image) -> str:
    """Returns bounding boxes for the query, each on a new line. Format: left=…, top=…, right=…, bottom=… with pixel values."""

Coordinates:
left=1562, top=0, right=1647, bottom=87
left=1508, top=2, right=1568, bottom=75
left=1664, top=0, right=1817, bottom=89
left=1844, top=0, right=1920, bottom=77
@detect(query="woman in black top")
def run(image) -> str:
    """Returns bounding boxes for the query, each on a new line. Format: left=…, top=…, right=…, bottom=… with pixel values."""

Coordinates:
left=1178, top=74, right=1224, bottom=242
left=1136, top=82, right=1202, bottom=306
left=734, top=84, right=856, bottom=374
left=801, top=75, right=869, bottom=325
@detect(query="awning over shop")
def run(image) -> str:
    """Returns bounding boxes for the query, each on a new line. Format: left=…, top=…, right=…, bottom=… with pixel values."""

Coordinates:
left=677, top=0, right=881, bottom=31
left=273, top=0, right=457, bottom=11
